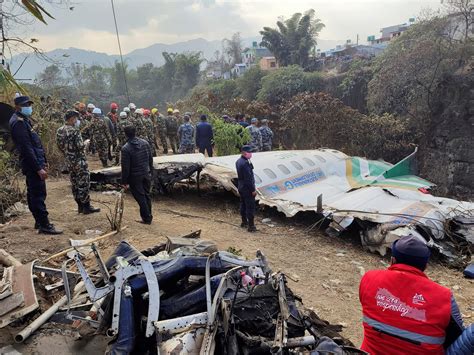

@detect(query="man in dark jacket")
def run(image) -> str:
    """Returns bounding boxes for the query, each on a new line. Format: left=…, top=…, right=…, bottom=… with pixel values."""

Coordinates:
left=195, top=114, right=214, bottom=157
left=9, top=96, right=62, bottom=234
left=235, top=145, right=257, bottom=232
left=121, top=126, right=154, bottom=224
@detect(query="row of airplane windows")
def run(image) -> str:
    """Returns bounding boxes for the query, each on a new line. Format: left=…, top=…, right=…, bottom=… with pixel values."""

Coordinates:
left=254, top=154, right=328, bottom=184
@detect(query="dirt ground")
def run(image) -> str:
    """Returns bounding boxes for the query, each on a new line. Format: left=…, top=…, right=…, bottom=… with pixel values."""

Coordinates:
left=0, top=158, right=472, bottom=353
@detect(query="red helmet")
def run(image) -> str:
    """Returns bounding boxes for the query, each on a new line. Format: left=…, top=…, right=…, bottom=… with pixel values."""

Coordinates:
left=143, top=109, right=151, bottom=116
left=110, top=102, right=118, bottom=109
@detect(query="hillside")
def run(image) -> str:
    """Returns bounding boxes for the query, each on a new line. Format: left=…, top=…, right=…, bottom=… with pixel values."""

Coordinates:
left=10, top=37, right=344, bottom=80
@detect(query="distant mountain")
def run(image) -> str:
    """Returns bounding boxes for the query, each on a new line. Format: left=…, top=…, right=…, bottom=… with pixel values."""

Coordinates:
left=10, top=37, right=345, bottom=80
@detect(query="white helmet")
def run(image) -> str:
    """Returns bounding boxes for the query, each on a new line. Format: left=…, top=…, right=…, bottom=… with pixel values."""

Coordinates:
left=119, top=111, right=127, bottom=119
left=135, top=108, right=143, bottom=115
left=123, top=107, right=130, bottom=113
left=128, top=103, right=136, bottom=110
left=87, top=103, right=95, bottom=109
left=92, top=107, right=102, bottom=115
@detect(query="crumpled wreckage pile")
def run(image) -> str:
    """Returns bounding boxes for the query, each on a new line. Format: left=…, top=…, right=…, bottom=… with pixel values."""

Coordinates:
left=1, top=235, right=365, bottom=354
left=82, top=237, right=363, bottom=354
left=90, top=149, right=473, bottom=265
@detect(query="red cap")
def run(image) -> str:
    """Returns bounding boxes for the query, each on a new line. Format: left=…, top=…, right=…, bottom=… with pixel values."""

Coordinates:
left=143, top=109, right=150, bottom=116
left=110, top=102, right=118, bottom=109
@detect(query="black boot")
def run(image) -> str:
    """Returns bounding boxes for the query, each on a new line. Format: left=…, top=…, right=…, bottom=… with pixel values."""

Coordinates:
left=101, top=159, right=109, bottom=168
left=76, top=200, right=84, bottom=214
left=38, top=223, right=63, bottom=235
left=34, top=221, right=39, bottom=229
left=240, top=217, right=248, bottom=228
left=247, top=217, right=257, bottom=232
left=82, top=202, right=100, bottom=214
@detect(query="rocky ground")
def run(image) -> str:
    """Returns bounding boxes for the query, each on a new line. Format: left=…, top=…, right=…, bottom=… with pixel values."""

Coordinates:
left=0, top=159, right=472, bottom=353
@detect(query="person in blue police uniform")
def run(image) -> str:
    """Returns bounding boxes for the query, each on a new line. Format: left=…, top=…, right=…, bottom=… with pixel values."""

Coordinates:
left=9, top=96, right=62, bottom=235
left=235, top=145, right=258, bottom=232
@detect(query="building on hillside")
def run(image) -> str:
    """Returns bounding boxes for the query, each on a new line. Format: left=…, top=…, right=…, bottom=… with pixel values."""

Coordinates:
left=231, top=63, right=248, bottom=77
left=259, top=56, right=279, bottom=71
left=367, top=18, right=415, bottom=45
left=241, top=42, right=273, bottom=66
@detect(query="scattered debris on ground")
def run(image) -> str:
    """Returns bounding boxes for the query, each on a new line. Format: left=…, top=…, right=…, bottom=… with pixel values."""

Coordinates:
left=0, top=230, right=366, bottom=354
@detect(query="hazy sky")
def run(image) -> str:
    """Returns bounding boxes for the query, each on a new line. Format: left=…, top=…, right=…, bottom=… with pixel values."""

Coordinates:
left=29, top=0, right=442, bottom=54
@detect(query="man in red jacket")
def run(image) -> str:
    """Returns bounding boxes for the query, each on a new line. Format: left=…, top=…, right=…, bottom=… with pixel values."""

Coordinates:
left=359, top=235, right=464, bottom=355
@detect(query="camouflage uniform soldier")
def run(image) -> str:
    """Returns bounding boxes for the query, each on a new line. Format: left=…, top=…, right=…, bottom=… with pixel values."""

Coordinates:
left=90, top=108, right=112, bottom=167
left=246, top=117, right=262, bottom=152
left=114, top=111, right=132, bottom=165
left=141, top=109, right=157, bottom=156
left=178, top=115, right=195, bottom=154
left=165, top=108, right=179, bottom=154
left=152, top=108, right=168, bottom=153
left=56, top=110, right=100, bottom=214
left=259, top=119, right=274, bottom=151
left=129, top=108, right=147, bottom=140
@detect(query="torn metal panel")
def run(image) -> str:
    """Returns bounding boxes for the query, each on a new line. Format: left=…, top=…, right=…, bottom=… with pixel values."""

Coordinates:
left=0, top=262, right=39, bottom=328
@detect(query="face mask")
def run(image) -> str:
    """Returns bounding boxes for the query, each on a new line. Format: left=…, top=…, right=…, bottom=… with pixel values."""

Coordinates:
left=243, top=152, right=253, bottom=159
left=75, top=120, right=81, bottom=128
left=21, top=106, right=33, bottom=116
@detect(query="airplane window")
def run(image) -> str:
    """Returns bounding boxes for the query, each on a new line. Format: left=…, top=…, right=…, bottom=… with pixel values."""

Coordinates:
left=303, top=157, right=315, bottom=166
left=291, top=161, right=303, bottom=170
left=254, top=174, right=262, bottom=184
left=263, top=168, right=277, bottom=179
left=313, top=155, right=327, bottom=163
left=278, top=164, right=290, bottom=175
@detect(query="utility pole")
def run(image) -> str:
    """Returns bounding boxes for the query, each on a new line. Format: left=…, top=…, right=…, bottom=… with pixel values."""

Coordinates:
left=0, top=0, right=5, bottom=70
left=356, top=34, right=359, bottom=45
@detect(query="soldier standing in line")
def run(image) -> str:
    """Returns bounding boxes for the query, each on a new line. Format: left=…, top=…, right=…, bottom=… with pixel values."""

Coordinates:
left=246, top=117, right=262, bottom=152
left=259, top=119, right=274, bottom=151
left=142, top=109, right=157, bottom=157
left=89, top=108, right=112, bottom=167
left=151, top=108, right=168, bottom=154
left=114, top=111, right=131, bottom=165
left=56, top=111, right=101, bottom=214
left=165, top=108, right=179, bottom=154
left=173, top=109, right=182, bottom=126
left=130, top=108, right=147, bottom=140
left=178, top=114, right=195, bottom=154
left=104, top=112, right=116, bottom=161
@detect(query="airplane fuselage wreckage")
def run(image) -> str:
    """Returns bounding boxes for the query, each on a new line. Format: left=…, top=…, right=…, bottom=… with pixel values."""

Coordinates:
left=90, top=149, right=473, bottom=265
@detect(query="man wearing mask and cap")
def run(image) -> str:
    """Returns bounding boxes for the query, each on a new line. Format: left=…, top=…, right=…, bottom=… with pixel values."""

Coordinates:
left=9, top=96, right=62, bottom=234
left=235, top=145, right=258, bottom=232
left=56, top=111, right=100, bottom=215
left=359, top=235, right=465, bottom=355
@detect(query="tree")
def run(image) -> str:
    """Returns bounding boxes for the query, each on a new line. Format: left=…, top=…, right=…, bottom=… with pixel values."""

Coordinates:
left=260, top=9, right=324, bottom=67
left=1, top=1, right=63, bottom=100
left=36, top=64, right=64, bottom=89
left=256, top=65, right=325, bottom=105
left=236, top=66, right=266, bottom=101
left=223, top=32, right=243, bottom=66
left=367, top=15, right=473, bottom=118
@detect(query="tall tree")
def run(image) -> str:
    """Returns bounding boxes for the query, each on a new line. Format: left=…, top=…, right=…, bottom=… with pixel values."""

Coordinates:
left=260, top=9, right=324, bottom=68
left=36, top=64, right=64, bottom=89
left=223, top=32, right=243, bottom=66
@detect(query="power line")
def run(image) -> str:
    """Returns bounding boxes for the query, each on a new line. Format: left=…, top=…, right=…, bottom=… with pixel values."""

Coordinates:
left=110, top=0, right=130, bottom=103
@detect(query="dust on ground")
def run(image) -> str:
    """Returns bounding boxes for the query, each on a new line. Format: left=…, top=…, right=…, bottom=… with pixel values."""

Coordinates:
left=0, top=162, right=472, bottom=353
